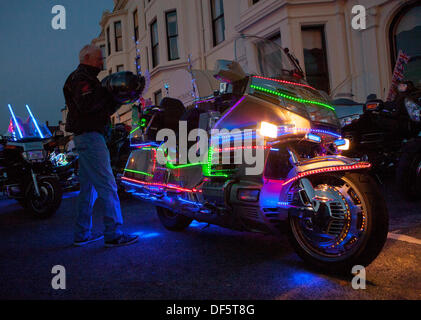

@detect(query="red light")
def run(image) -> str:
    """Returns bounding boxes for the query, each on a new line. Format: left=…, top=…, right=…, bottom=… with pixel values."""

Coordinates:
left=121, top=176, right=202, bottom=193
left=253, top=76, right=317, bottom=91
left=282, top=163, right=371, bottom=186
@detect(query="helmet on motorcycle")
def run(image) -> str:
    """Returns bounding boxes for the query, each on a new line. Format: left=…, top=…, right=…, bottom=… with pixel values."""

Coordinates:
left=101, top=71, right=146, bottom=105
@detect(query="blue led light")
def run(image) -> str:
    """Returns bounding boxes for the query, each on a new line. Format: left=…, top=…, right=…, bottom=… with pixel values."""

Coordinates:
left=306, top=133, right=321, bottom=143
left=334, top=139, right=346, bottom=146
left=26, top=104, right=44, bottom=138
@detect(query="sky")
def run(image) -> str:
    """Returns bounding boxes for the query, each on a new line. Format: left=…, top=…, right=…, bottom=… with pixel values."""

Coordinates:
left=0, top=0, right=114, bottom=133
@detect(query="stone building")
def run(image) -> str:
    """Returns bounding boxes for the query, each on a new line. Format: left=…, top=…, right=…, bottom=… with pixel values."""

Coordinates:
left=77, top=0, right=420, bottom=127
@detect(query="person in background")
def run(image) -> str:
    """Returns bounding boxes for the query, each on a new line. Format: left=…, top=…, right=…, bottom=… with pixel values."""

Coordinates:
left=63, top=44, right=139, bottom=247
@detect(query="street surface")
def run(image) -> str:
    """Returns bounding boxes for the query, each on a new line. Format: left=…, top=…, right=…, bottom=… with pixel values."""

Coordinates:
left=0, top=178, right=420, bottom=299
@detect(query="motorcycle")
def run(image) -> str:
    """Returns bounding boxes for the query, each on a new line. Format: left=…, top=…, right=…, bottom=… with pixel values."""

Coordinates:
left=118, top=35, right=388, bottom=273
left=342, top=81, right=421, bottom=200
left=0, top=105, right=62, bottom=218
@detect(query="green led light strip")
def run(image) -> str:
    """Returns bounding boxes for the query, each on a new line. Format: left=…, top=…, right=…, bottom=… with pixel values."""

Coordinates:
left=166, top=162, right=203, bottom=169
left=124, top=169, right=153, bottom=177
left=204, top=147, right=228, bottom=178
left=130, top=126, right=140, bottom=134
left=250, top=84, right=335, bottom=111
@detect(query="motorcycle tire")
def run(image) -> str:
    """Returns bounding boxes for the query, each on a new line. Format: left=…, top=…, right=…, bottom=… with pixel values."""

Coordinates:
left=24, top=177, right=62, bottom=219
left=156, top=206, right=193, bottom=231
left=287, top=172, right=389, bottom=274
left=396, top=151, right=421, bottom=201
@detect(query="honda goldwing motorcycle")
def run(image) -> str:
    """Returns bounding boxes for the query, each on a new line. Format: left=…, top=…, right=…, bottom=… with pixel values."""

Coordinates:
left=0, top=105, right=62, bottom=218
left=342, top=81, right=421, bottom=200
left=120, top=36, right=389, bottom=273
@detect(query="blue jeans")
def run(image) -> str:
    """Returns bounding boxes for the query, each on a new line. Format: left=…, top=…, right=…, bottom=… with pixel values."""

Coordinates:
left=73, top=132, right=123, bottom=242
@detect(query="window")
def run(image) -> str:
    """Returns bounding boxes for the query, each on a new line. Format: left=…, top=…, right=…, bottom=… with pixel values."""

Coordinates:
left=133, top=10, right=139, bottom=42
left=301, top=26, right=330, bottom=93
left=154, top=90, right=162, bottom=105
left=166, top=11, right=179, bottom=61
left=211, top=0, right=225, bottom=46
left=252, top=0, right=260, bottom=4
left=150, top=19, right=159, bottom=67
left=117, top=65, right=124, bottom=72
left=389, top=3, right=421, bottom=85
left=114, top=21, right=123, bottom=52
left=100, top=45, right=106, bottom=70
left=109, top=69, right=112, bottom=75
left=106, top=27, right=111, bottom=55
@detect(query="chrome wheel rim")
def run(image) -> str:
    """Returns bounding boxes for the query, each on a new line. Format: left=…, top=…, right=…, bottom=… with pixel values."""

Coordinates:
left=291, top=176, right=369, bottom=260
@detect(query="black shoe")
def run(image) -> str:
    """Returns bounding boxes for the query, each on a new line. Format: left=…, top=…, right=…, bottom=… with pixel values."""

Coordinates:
left=104, top=234, right=139, bottom=248
left=73, top=232, right=104, bottom=246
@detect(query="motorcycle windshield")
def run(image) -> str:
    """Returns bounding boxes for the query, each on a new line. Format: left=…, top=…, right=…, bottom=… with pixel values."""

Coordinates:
left=234, top=35, right=339, bottom=127
left=6, top=116, right=52, bottom=141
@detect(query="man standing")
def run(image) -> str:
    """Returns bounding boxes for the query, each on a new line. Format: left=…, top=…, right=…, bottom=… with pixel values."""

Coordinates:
left=63, top=44, right=139, bottom=247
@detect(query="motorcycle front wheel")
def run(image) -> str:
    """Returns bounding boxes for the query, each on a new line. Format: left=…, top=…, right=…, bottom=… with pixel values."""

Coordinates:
left=156, top=206, right=193, bottom=231
left=288, top=172, right=388, bottom=273
left=24, top=177, right=62, bottom=219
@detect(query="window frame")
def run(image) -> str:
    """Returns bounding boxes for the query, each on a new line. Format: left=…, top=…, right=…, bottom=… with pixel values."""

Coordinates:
left=150, top=19, right=159, bottom=68
left=165, top=10, right=179, bottom=61
left=210, top=0, right=225, bottom=47
left=99, top=45, right=106, bottom=70
left=106, top=27, right=111, bottom=55
left=154, top=89, right=162, bottom=106
left=301, top=25, right=330, bottom=93
left=388, top=1, right=421, bottom=71
left=133, top=9, right=139, bottom=42
left=114, top=21, right=123, bottom=52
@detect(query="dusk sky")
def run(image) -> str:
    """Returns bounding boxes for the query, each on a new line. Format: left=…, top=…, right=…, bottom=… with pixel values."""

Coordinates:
left=0, top=1, right=114, bottom=133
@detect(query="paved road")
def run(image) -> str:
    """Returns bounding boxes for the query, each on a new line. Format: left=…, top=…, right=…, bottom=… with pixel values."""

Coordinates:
left=0, top=179, right=420, bottom=300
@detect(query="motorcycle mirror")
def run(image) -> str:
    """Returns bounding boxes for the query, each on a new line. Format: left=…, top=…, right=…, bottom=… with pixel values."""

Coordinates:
left=213, top=60, right=246, bottom=83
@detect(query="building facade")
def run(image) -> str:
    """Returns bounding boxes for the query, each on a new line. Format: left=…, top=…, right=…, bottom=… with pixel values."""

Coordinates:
left=63, top=0, right=420, bottom=128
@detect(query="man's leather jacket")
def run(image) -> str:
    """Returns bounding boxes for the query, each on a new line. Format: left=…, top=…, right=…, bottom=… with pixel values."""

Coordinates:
left=63, top=64, right=117, bottom=135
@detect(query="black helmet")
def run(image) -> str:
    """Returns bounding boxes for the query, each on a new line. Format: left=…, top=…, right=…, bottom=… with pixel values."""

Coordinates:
left=101, top=71, right=146, bottom=104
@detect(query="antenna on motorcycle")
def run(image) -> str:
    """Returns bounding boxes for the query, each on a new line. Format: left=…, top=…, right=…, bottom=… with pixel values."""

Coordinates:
left=7, top=104, right=23, bottom=139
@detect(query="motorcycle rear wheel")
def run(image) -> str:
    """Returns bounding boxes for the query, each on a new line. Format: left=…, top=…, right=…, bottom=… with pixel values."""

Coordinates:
left=288, top=172, right=388, bottom=274
left=156, top=206, right=193, bottom=231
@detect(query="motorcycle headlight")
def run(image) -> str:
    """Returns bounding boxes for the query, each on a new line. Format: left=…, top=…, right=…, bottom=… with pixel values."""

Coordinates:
left=335, top=138, right=350, bottom=151
left=405, top=98, right=421, bottom=122
left=22, top=150, right=47, bottom=162
left=260, top=121, right=278, bottom=138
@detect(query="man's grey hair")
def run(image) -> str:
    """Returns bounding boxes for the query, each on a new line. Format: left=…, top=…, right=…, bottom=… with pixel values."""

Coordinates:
left=79, top=44, right=101, bottom=63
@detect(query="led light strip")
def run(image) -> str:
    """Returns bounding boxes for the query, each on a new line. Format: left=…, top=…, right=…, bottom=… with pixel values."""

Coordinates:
left=7, top=104, right=23, bottom=139
left=131, top=142, right=160, bottom=148
left=121, top=176, right=202, bottom=193
left=130, top=126, right=140, bottom=134
left=282, top=163, right=371, bottom=186
left=278, top=127, right=342, bottom=139
left=204, top=147, right=229, bottom=178
left=253, top=76, right=317, bottom=91
left=250, top=84, right=335, bottom=111
left=214, top=145, right=269, bottom=153
left=124, top=169, right=153, bottom=177
left=214, top=96, right=246, bottom=128
left=26, top=105, right=44, bottom=138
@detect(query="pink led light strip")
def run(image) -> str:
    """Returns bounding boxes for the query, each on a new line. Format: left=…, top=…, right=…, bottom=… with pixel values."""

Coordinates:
left=282, top=163, right=371, bottom=186
left=121, top=176, right=202, bottom=193
left=253, top=76, right=317, bottom=91
left=214, top=145, right=270, bottom=153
